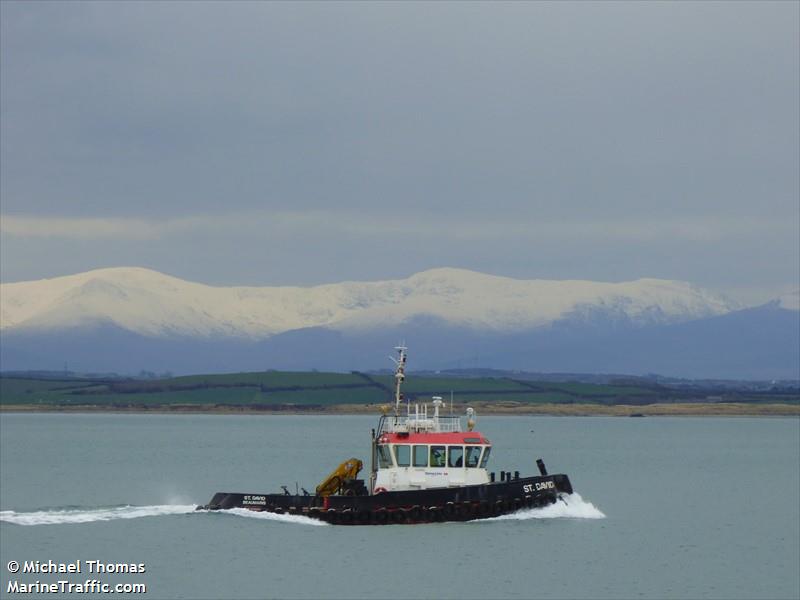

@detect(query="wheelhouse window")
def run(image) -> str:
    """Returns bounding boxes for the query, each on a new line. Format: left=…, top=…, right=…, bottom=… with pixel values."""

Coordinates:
left=465, top=446, right=481, bottom=468
left=393, top=444, right=410, bottom=467
left=430, top=445, right=445, bottom=467
left=448, top=446, right=464, bottom=468
left=479, top=446, right=491, bottom=468
left=377, top=445, right=393, bottom=468
left=413, top=445, right=428, bottom=467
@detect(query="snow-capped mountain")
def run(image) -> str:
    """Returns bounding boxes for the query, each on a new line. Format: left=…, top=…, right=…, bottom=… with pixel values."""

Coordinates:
left=0, top=267, right=738, bottom=339
left=3, top=267, right=795, bottom=379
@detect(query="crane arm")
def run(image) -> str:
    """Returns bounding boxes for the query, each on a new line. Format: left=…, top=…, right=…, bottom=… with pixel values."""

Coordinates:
left=315, top=458, right=363, bottom=497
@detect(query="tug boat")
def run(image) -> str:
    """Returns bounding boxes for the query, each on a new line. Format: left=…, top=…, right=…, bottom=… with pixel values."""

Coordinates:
left=198, top=346, right=573, bottom=525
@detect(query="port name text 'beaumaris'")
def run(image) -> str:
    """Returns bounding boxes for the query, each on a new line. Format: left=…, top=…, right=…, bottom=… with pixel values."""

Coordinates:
left=22, top=560, right=146, bottom=574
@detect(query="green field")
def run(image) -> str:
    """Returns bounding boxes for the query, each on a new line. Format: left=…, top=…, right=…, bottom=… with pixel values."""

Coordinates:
left=369, top=374, right=531, bottom=394
left=0, top=371, right=796, bottom=409
left=171, top=371, right=367, bottom=388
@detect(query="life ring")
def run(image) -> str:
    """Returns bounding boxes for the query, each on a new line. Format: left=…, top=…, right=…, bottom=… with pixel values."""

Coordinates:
left=374, top=487, right=388, bottom=494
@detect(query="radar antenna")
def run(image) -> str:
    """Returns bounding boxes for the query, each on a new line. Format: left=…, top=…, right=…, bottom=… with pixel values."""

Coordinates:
left=390, top=344, right=408, bottom=416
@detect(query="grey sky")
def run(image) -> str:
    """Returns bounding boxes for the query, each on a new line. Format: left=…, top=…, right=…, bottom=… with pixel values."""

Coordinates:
left=1, top=1, right=798, bottom=304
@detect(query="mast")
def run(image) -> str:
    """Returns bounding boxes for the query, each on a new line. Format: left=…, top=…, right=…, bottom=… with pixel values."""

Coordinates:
left=391, top=345, right=407, bottom=416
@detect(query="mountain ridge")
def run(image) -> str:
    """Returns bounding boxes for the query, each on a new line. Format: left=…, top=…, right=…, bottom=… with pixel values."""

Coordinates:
left=1, top=266, right=740, bottom=338
left=3, top=267, right=795, bottom=379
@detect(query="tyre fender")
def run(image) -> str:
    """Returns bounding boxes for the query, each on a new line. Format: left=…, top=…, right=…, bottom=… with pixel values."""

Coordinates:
left=373, top=509, right=388, bottom=524
left=408, top=506, right=422, bottom=522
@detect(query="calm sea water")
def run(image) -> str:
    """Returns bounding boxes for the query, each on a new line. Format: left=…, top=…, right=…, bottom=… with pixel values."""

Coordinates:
left=1, top=413, right=798, bottom=600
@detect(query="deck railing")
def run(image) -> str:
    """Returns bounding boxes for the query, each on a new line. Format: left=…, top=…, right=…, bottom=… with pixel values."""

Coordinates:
left=377, top=413, right=462, bottom=435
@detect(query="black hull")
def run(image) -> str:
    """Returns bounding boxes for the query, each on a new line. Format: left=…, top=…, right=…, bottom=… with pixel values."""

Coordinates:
left=198, top=473, right=572, bottom=525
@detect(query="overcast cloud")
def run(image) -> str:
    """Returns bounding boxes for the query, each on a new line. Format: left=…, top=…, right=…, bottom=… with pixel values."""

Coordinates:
left=1, top=1, right=798, bottom=304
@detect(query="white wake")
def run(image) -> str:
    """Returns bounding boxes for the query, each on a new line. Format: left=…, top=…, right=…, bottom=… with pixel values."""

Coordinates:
left=220, top=507, right=328, bottom=526
left=0, top=504, right=326, bottom=527
left=487, top=493, right=605, bottom=521
left=0, top=505, right=197, bottom=526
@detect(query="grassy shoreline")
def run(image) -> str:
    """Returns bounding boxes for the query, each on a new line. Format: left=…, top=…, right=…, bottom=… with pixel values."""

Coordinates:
left=2, top=402, right=798, bottom=417
left=4, top=373, right=796, bottom=417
